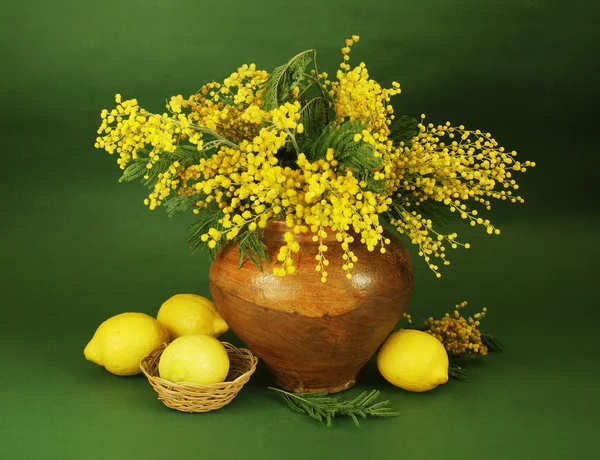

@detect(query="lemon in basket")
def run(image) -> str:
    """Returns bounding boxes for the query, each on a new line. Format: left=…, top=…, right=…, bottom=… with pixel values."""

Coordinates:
left=157, top=294, right=229, bottom=339
left=84, top=312, right=169, bottom=376
left=377, top=329, right=449, bottom=392
left=158, top=334, right=230, bottom=385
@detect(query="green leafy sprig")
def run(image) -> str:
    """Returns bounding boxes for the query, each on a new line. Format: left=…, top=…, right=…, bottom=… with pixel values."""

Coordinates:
left=388, top=115, right=419, bottom=146
left=481, top=332, right=504, bottom=352
left=184, top=202, right=224, bottom=259
left=298, top=96, right=328, bottom=141
left=307, top=121, right=385, bottom=193
left=448, top=363, right=471, bottom=381
left=448, top=353, right=477, bottom=382
left=118, top=147, right=199, bottom=188
left=269, top=387, right=399, bottom=427
left=235, top=228, right=270, bottom=270
left=261, top=50, right=313, bottom=111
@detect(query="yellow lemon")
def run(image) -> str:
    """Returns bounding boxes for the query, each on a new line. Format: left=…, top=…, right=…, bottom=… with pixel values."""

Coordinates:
left=377, top=329, right=449, bottom=392
left=84, top=312, right=169, bottom=376
left=156, top=294, right=229, bottom=339
left=158, top=334, right=230, bottom=385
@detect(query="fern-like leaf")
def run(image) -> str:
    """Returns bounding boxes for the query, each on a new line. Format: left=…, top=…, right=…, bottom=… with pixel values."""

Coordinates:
left=185, top=204, right=224, bottom=258
left=118, top=160, right=149, bottom=183
left=164, top=193, right=202, bottom=217
left=389, top=115, right=418, bottom=146
left=308, top=121, right=384, bottom=191
left=269, top=387, right=399, bottom=427
left=261, top=50, right=313, bottom=111
left=448, top=362, right=472, bottom=381
left=235, top=228, right=270, bottom=270
left=119, top=145, right=205, bottom=186
left=298, top=96, right=328, bottom=143
left=481, top=333, right=504, bottom=352
left=363, top=175, right=387, bottom=194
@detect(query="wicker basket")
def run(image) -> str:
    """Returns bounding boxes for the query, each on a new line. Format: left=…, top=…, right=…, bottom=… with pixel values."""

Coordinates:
left=140, top=341, right=258, bottom=413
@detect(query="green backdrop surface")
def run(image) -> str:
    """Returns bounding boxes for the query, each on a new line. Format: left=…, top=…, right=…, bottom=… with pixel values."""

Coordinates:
left=1, top=1, right=599, bottom=459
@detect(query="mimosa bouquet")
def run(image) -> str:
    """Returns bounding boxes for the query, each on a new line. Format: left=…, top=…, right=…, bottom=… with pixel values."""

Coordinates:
left=95, top=36, right=534, bottom=281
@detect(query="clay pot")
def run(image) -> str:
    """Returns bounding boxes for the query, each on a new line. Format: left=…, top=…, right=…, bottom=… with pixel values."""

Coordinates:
left=209, top=221, right=414, bottom=393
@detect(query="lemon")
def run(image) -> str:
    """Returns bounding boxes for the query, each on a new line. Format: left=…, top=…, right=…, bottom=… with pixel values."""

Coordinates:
left=84, top=312, right=169, bottom=376
left=158, top=334, right=230, bottom=385
left=377, top=329, right=449, bottom=392
left=156, top=294, right=229, bottom=339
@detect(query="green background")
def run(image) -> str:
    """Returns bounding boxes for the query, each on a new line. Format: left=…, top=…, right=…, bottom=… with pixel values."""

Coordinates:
left=2, top=0, right=598, bottom=458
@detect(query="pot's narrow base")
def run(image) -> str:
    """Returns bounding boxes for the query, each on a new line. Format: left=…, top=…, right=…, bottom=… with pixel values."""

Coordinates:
left=273, top=378, right=357, bottom=394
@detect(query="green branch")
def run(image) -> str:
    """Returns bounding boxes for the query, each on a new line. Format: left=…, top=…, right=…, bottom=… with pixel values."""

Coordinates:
left=261, top=50, right=313, bottom=111
left=311, top=50, right=329, bottom=124
left=269, top=387, right=399, bottom=427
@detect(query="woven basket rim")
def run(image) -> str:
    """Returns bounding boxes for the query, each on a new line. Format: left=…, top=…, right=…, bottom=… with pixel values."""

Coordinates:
left=140, top=341, right=258, bottom=390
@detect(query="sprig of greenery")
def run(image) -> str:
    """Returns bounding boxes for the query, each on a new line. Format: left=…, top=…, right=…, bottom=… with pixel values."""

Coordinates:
left=307, top=121, right=385, bottom=192
left=118, top=157, right=149, bottom=183
left=235, top=228, right=270, bottom=270
left=261, top=50, right=313, bottom=111
left=173, top=201, right=273, bottom=267
left=309, top=121, right=383, bottom=172
left=269, top=387, right=399, bottom=427
left=118, top=146, right=204, bottom=189
left=297, top=96, right=328, bottom=145
left=185, top=203, right=224, bottom=259
left=388, top=115, right=418, bottom=146
left=448, top=362, right=472, bottom=381
left=164, top=193, right=202, bottom=217
left=448, top=352, right=477, bottom=381
left=481, top=333, right=504, bottom=352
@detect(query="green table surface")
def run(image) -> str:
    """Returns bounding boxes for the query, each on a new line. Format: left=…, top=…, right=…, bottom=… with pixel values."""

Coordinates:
left=2, top=1, right=599, bottom=459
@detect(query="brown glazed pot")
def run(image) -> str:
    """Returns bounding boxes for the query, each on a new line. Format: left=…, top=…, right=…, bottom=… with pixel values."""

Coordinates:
left=208, top=221, right=414, bottom=393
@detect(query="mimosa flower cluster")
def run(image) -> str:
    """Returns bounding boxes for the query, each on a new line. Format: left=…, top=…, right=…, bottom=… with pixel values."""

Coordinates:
left=404, top=301, right=489, bottom=355
left=95, top=36, right=534, bottom=281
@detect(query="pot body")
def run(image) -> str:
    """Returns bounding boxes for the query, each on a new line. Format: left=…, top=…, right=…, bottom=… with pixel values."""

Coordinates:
left=209, top=222, right=414, bottom=393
